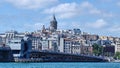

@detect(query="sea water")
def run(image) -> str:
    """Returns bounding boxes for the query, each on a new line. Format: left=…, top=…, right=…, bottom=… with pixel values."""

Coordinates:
left=0, top=62, right=120, bottom=68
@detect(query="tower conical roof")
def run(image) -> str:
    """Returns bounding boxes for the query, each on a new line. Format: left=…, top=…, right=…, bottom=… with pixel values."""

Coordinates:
left=50, top=14, right=57, bottom=31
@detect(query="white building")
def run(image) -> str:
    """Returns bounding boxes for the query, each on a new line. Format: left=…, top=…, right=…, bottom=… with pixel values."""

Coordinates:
left=59, top=38, right=72, bottom=54
left=7, top=38, right=22, bottom=58
left=115, top=41, right=120, bottom=53
left=41, top=37, right=59, bottom=52
left=0, top=31, right=25, bottom=44
left=41, top=39, right=49, bottom=51
left=31, top=37, right=42, bottom=51
left=71, top=44, right=81, bottom=54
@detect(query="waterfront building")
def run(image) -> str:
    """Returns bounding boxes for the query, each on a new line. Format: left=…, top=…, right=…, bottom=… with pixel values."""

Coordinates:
left=50, top=40, right=58, bottom=52
left=41, top=38, right=49, bottom=51
left=103, top=45, right=115, bottom=57
left=0, top=33, right=6, bottom=38
left=5, top=31, right=17, bottom=39
left=59, top=38, right=72, bottom=54
left=31, top=37, right=42, bottom=51
left=7, top=37, right=22, bottom=58
left=40, top=35, right=59, bottom=52
left=115, top=41, right=120, bottom=53
left=58, top=36, right=93, bottom=55
left=1, top=14, right=120, bottom=60
left=0, top=31, right=27, bottom=58
left=81, top=42, right=93, bottom=55
left=71, top=43, right=81, bottom=54
left=0, top=31, right=25, bottom=44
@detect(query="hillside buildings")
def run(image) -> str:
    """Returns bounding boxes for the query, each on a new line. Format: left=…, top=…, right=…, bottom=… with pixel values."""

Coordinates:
left=0, top=15, right=120, bottom=59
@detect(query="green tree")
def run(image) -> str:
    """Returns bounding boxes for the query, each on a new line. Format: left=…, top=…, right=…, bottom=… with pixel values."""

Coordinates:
left=92, top=43, right=103, bottom=56
left=114, top=52, right=120, bottom=59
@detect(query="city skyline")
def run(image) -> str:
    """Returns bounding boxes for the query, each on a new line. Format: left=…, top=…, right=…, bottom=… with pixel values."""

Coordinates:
left=0, top=0, right=120, bottom=37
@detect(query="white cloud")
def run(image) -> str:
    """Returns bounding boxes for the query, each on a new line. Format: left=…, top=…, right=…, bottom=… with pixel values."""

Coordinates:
left=108, top=25, right=120, bottom=32
left=58, top=22, right=81, bottom=29
left=99, top=0, right=113, bottom=2
left=44, top=2, right=78, bottom=13
left=89, top=9, right=101, bottom=14
left=34, top=23, right=44, bottom=30
left=84, top=2, right=115, bottom=16
left=86, top=19, right=107, bottom=29
left=24, top=23, right=44, bottom=31
left=81, top=2, right=102, bottom=15
left=58, top=22, right=68, bottom=29
left=43, top=1, right=104, bottom=19
left=58, top=12, right=79, bottom=19
left=102, top=12, right=114, bottom=17
left=80, top=1, right=93, bottom=8
left=5, top=0, right=58, bottom=9
left=44, top=2, right=81, bottom=19
left=71, top=22, right=81, bottom=28
left=44, top=2, right=79, bottom=19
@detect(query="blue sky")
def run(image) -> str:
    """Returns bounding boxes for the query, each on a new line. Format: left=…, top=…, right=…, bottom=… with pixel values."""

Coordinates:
left=0, top=0, right=120, bottom=37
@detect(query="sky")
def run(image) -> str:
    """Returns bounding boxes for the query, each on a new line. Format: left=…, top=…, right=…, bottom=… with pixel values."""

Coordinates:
left=0, top=0, right=120, bottom=37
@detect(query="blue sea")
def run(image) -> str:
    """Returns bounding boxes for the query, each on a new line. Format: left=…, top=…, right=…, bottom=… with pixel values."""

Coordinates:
left=0, top=62, right=120, bottom=68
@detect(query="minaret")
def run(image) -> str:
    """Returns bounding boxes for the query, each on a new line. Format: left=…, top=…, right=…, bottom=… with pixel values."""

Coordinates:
left=50, top=14, right=57, bottom=32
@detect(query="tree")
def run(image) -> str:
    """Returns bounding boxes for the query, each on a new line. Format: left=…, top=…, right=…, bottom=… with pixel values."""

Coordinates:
left=114, top=52, right=120, bottom=59
left=92, top=43, right=103, bottom=56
